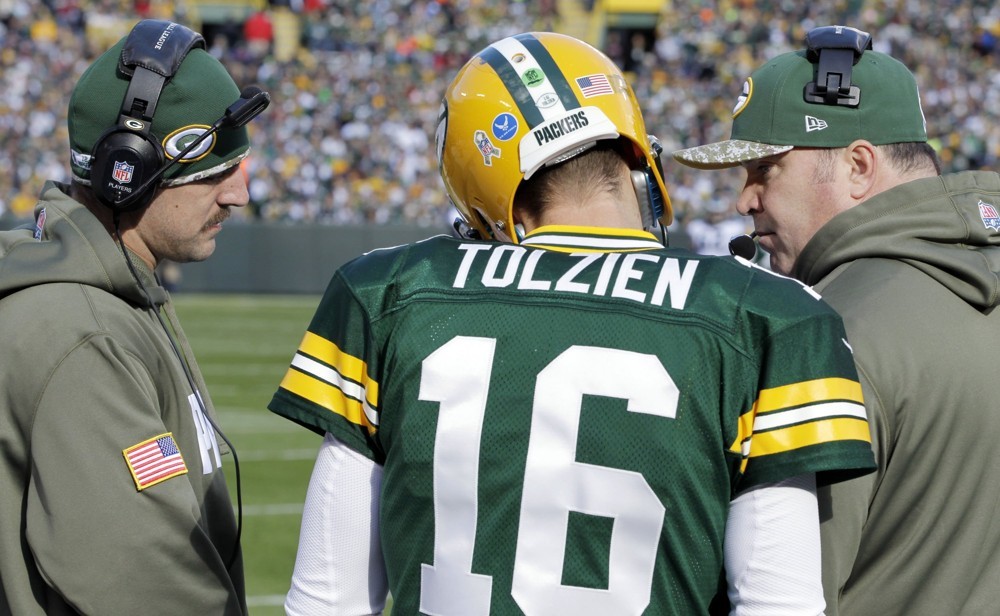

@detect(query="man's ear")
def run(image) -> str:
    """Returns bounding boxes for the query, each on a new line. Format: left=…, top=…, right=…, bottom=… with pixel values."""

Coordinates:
left=845, top=139, right=878, bottom=200
left=510, top=204, right=534, bottom=237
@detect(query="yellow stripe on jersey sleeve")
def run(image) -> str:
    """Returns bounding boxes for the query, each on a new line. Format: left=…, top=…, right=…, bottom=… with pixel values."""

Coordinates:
left=750, top=416, right=871, bottom=457
left=728, top=377, right=867, bottom=460
left=756, top=377, right=863, bottom=412
left=298, top=331, right=379, bottom=408
left=278, top=331, right=380, bottom=434
left=280, top=369, right=377, bottom=434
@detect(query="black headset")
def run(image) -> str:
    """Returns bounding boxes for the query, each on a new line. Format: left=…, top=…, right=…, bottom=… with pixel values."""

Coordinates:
left=90, top=20, right=208, bottom=213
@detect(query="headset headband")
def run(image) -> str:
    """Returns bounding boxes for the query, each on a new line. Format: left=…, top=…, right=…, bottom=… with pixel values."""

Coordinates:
left=117, top=20, right=206, bottom=124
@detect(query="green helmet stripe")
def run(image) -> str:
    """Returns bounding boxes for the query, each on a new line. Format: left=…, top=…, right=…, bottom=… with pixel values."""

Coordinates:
left=514, top=33, right=581, bottom=112
left=480, top=46, right=544, bottom=128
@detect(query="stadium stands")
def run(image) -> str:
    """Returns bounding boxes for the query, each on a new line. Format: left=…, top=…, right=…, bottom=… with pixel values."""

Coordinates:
left=3, top=0, right=999, bottom=243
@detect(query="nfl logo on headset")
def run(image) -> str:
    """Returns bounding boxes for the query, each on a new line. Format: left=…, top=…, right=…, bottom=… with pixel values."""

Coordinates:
left=112, top=160, right=134, bottom=184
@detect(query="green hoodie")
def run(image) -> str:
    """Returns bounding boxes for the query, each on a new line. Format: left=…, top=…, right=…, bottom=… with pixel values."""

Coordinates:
left=0, top=182, right=245, bottom=614
left=796, top=171, right=1000, bottom=616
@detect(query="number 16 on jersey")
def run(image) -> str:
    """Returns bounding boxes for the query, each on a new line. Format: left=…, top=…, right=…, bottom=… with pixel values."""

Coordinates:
left=418, top=335, right=679, bottom=616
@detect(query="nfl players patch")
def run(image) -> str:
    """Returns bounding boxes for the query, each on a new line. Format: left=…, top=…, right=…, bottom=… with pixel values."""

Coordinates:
left=978, top=199, right=1000, bottom=231
left=123, top=433, right=188, bottom=491
left=33, top=207, right=46, bottom=241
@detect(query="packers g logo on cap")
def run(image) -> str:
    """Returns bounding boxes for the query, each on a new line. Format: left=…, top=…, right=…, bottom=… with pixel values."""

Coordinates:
left=163, top=124, right=217, bottom=162
left=732, top=78, right=753, bottom=118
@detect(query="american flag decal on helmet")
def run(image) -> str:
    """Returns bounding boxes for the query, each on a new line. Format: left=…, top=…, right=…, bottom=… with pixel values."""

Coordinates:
left=576, top=74, right=613, bottom=98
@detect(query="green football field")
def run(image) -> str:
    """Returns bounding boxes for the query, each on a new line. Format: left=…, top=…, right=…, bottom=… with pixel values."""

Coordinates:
left=174, top=293, right=394, bottom=615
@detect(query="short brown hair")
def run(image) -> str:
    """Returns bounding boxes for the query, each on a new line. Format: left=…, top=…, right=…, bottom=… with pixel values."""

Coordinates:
left=881, top=142, right=942, bottom=175
left=514, top=142, right=627, bottom=223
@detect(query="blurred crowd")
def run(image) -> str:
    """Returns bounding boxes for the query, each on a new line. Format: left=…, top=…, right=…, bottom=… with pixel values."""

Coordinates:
left=2, top=0, right=1000, bottom=248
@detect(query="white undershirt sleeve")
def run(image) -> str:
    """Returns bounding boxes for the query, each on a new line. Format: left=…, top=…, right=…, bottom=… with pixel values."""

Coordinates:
left=285, top=432, right=388, bottom=616
left=725, top=473, right=826, bottom=616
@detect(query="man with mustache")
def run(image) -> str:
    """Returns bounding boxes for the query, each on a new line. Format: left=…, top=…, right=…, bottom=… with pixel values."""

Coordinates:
left=0, top=19, right=266, bottom=615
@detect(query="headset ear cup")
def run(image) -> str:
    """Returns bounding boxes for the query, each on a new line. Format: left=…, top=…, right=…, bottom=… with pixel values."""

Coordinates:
left=90, top=128, right=164, bottom=213
left=630, top=168, right=661, bottom=230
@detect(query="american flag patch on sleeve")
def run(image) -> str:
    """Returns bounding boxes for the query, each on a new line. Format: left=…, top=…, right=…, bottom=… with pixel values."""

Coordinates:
left=123, top=433, right=188, bottom=491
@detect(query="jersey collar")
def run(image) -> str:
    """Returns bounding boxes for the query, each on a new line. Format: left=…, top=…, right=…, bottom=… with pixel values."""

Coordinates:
left=521, top=225, right=663, bottom=253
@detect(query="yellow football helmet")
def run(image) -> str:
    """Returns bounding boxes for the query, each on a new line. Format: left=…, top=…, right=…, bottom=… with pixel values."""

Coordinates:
left=436, top=32, right=672, bottom=242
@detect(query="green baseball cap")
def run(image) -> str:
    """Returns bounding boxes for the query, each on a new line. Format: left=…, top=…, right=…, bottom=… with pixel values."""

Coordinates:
left=69, top=34, right=251, bottom=186
left=673, top=47, right=928, bottom=169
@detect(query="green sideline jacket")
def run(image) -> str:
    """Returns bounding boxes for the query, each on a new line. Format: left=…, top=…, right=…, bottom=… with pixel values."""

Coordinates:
left=800, top=171, right=1000, bottom=616
left=0, top=183, right=245, bottom=615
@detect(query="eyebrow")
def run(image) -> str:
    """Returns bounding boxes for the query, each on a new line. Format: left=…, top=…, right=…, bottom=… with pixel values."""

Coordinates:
left=199, top=164, right=242, bottom=185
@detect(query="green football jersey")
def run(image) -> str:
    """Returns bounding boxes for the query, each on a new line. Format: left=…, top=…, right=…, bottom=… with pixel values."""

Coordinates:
left=269, top=226, right=876, bottom=615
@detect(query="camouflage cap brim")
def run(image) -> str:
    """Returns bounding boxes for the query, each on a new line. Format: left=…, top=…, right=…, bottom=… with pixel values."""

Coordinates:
left=672, top=140, right=795, bottom=169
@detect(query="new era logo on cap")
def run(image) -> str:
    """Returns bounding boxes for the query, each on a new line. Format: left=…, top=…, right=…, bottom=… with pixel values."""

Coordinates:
left=805, top=116, right=828, bottom=132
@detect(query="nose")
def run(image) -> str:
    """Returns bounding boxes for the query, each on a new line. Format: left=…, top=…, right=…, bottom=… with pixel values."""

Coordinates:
left=734, top=181, right=758, bottom=217
left=219, top=163, right=250, bottom=208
